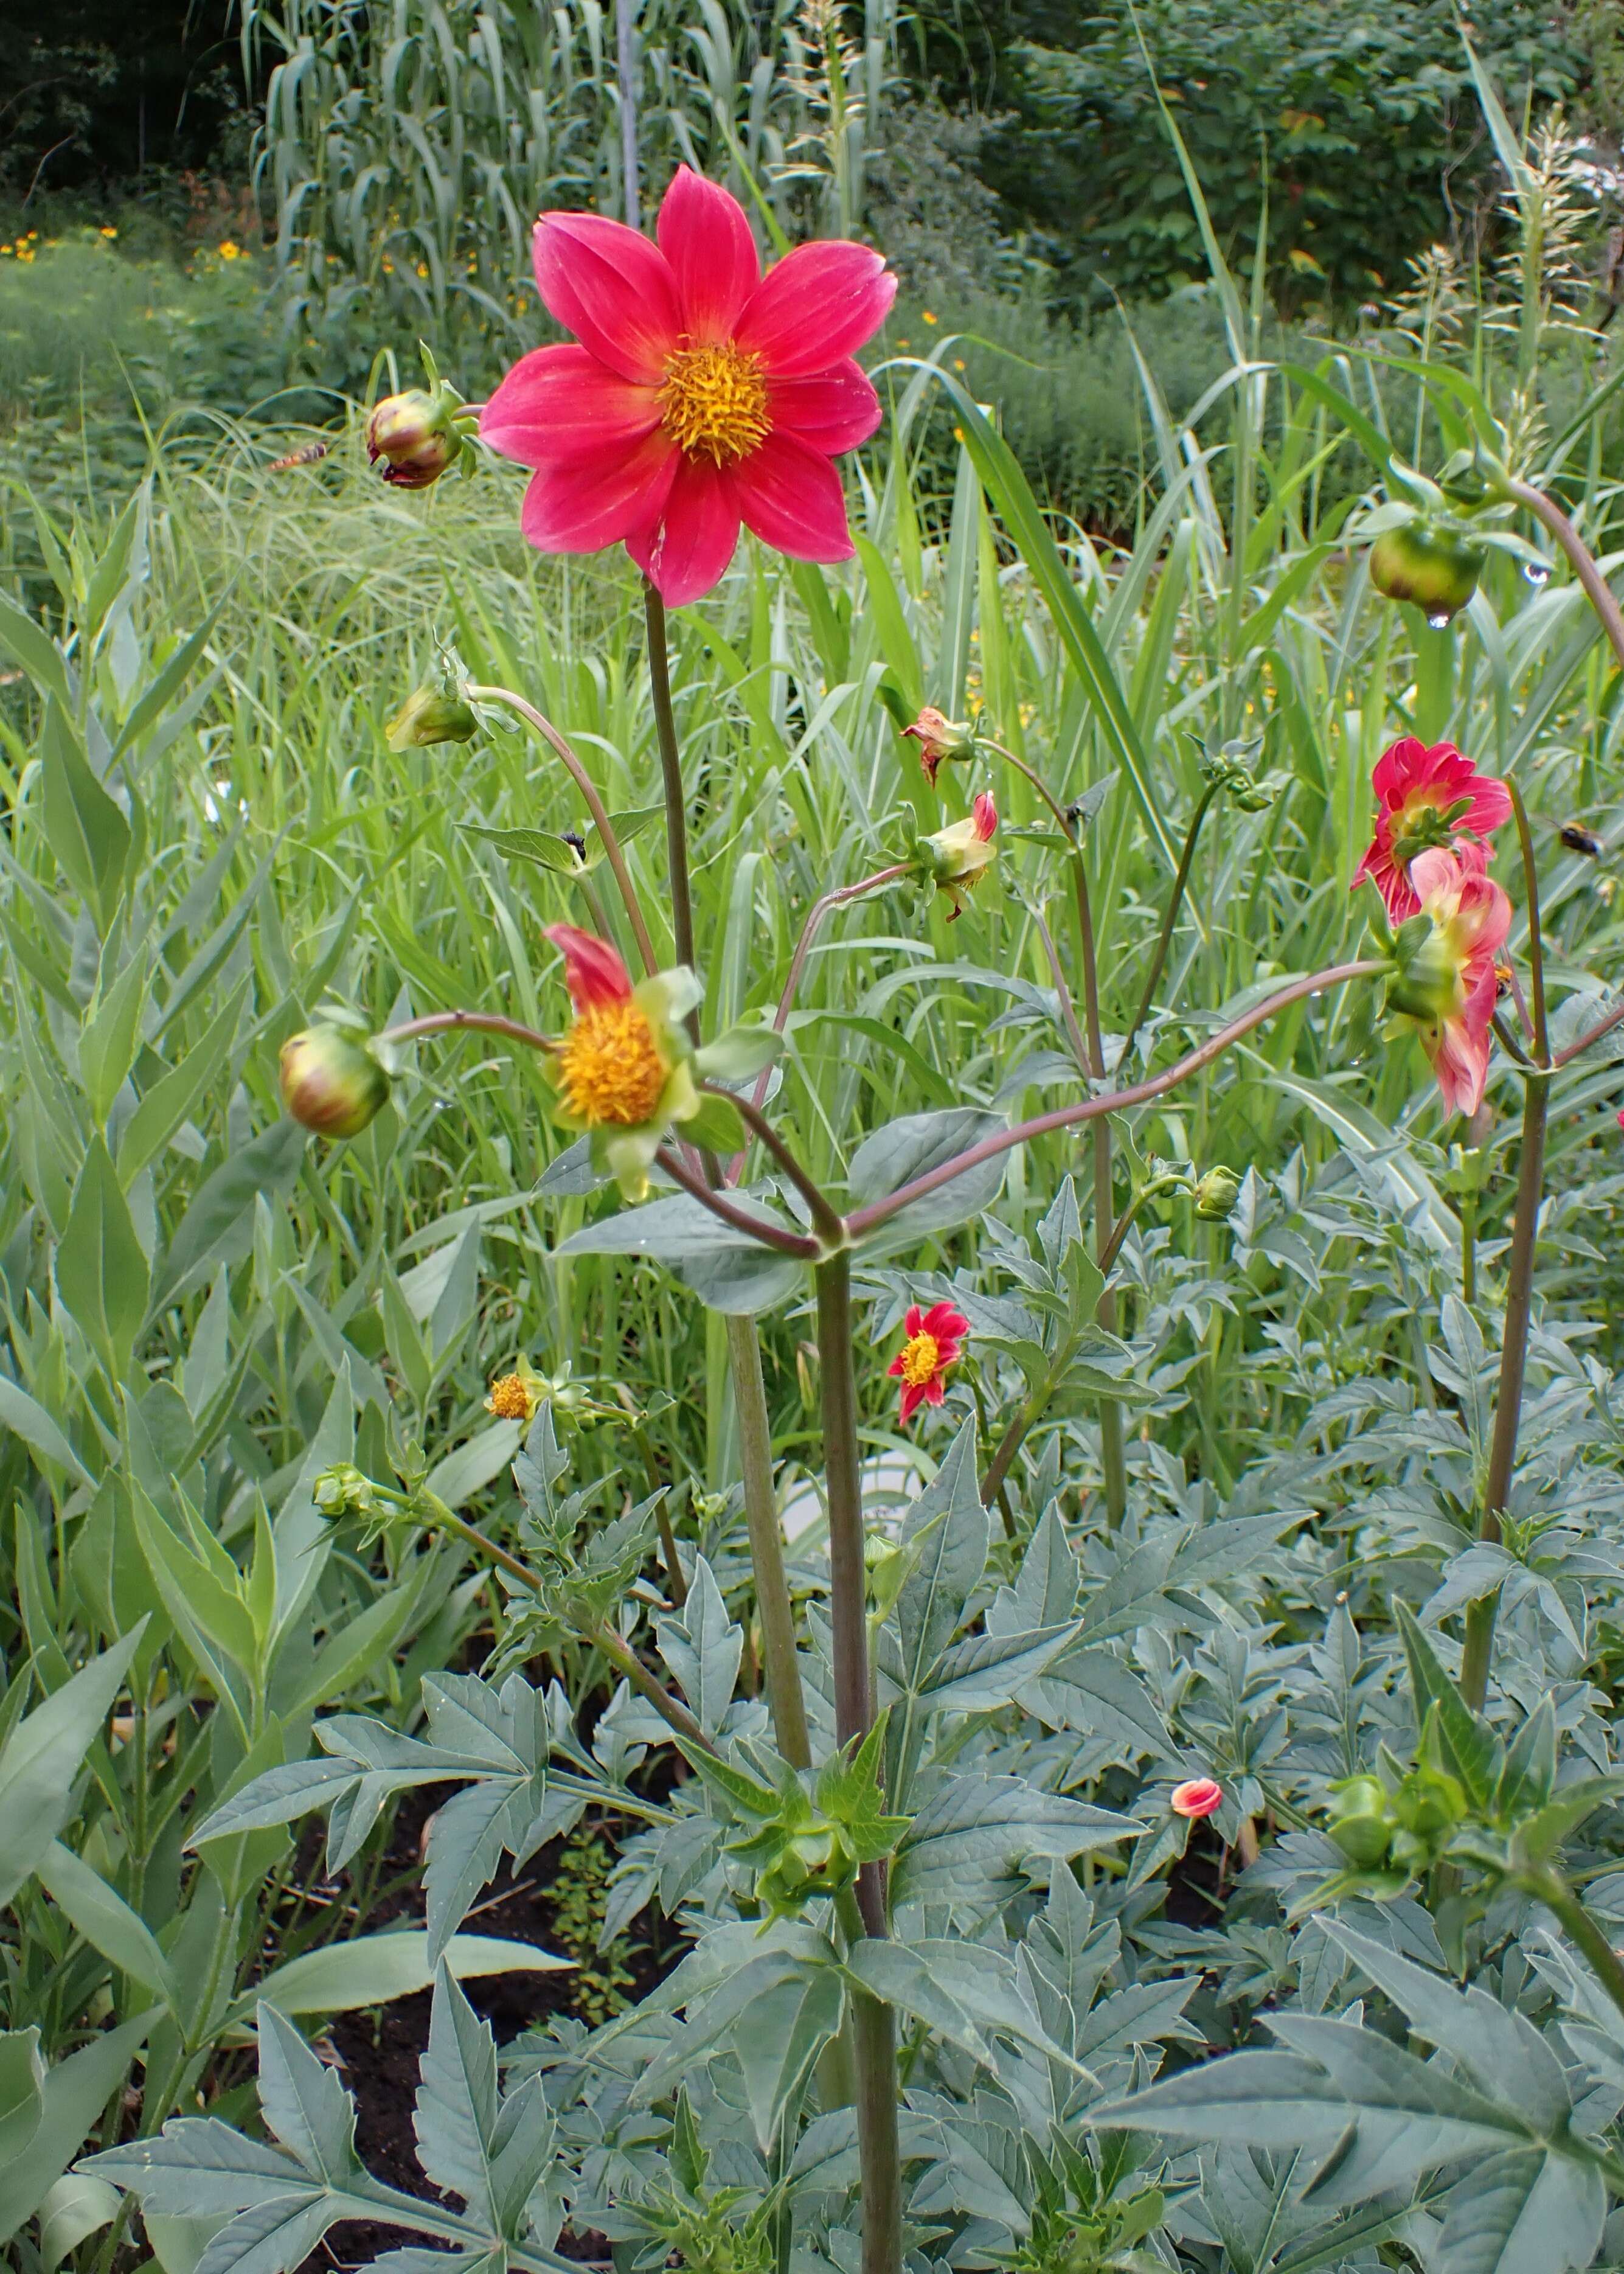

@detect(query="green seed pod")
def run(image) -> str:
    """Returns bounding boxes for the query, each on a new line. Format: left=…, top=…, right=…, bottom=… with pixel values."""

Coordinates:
left=386, top=686, right=479, bottom=750
left=280, top=1027, right=390, bottom=1138
left=1368, top=522, right=1486, bottom=625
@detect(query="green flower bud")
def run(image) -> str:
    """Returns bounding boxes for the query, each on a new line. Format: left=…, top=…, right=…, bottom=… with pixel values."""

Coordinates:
left=1368, top=522, right=1485, bottom=626
left=386, top=685, right=479, bottom=750
left=1328, top=1811, right=1392, bottom=1869
left=280, top=1027, right=390, bottom=1139
left=313, top=1462, right=375, bottom=1520
left=1192, top=1165, right=1241, bottom=1222
left=367, top=389, right=465, bottom=489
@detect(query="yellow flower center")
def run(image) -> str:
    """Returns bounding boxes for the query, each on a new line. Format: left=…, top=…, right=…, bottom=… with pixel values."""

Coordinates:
left=557, top=1002, right=668, bottom=1126
left=898, top=1332, right=942, bottom=1386
left=486, top=1374, right=533, bottom=1421
left=659, top=342, right=771, bottom=466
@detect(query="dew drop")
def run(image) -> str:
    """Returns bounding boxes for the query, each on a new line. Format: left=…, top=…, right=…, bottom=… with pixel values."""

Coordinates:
left=1426, top=611, right=1453, bottom=630
left=1524, top=560, right=1550, bottom=586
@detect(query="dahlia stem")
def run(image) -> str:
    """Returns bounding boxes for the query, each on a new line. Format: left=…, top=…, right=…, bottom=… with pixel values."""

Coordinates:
left=1121, top=782, right=1220, bottom=1066
left=377, top=1009, right=557, bottom=1054
left=642, top=582, right=814, bottom=1781
left=843, top=961, right=1388, bottom=1243
left=726, top=1313, right=811, bottom=1770
left=653, top=1145, right=822, bottom=1259
left=814, top=1251, right=903, bottom=2274
left=1520, top=1863, right=1624, bottom=2033
left=1460, top=1063, right=1550, bottom=1711
left=463, top=684, right=657, bottom=977
left=718, top=1085, right=846, bottom=1248
left=644, top=583, right=699, bottom=1014
left=1501, top=476, right=1624, bottom=679
left=1070, top=849, right=1127, bottom=1529
left=1553, top=995, right=1624, bottom=1068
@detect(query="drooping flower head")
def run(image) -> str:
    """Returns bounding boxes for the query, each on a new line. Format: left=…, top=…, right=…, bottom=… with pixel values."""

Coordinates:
left=1386, top=843, right=1512, bottom=1117
left=919, top=792, right=998, bottom=919
left=481, top=167, right=895, bottom=607
left=887, top=1301, right=970, bottom=1425
left=1353, top=737, right=1511, bottom=921
left=902, top=706, right=975, bottom=787
left=1170, top=1777, right=1223, bottom=1820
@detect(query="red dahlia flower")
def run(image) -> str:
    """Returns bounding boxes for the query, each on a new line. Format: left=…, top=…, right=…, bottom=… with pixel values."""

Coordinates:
left=1353, top=737, right=1511, bottom=922
left=1386, top=843, right=1512, bottom=1118
left=887, top=1301, right=970, bottom=1424
left=480, top=167, right=895, bottom=607
left=1170, top=1778, right=1223, bottom=1820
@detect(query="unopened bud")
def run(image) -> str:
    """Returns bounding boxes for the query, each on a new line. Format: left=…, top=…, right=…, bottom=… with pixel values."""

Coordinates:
left=1192, top=1166, right=1241, bottom=1222
left=280, top=1027, right=390, bottom=1138
left=1170, top=1776, right=1223, bottom=1820
left=367, top=389, right=465, bottom=488
left=313, top=1462, right=375, bottom=1520
left=386, top=686, right=479, bottom=750
left=1368, top=522, right=1484, bottom=624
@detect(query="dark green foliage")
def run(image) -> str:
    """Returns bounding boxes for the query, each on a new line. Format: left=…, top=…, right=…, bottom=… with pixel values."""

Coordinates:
left=921, top=0, right=1586, bottom=310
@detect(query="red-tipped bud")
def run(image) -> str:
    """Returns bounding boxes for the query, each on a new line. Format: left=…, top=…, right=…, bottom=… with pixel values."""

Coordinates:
left=367, top=390, right=465, bottom=488
left=280, top=1027, right=390, bottom=1138
left=542, top=923, right=634, bottom=1012
left=1170, top=1777, right=1223, bottom=1820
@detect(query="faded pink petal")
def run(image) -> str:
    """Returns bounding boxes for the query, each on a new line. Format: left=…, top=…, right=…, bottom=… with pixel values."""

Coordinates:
left=626, top=454, right=742, bottom=607
left=519, top=431, right=679, bottom=553
left=730, top=431, right=855, bottom=563
left=768, top=360, right=882, bottom=453
left=482, top=344, right=662, bottom=468
left=657, top=164, right=760, bottom=343
left=543, top=923, right=634, bottom=1010
left=734, top=240, right=897, bottom=377
left=532, top=211, right=683, bottom=383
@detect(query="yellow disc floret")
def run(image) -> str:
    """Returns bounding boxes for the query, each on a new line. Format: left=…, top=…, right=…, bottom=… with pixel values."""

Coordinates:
left=485, top=1374, right=535, bottom=1421
left=897, top=1332, right=942, bottom=1387
left=660, top=342, right=771, bottom=466
left=556, top=1001, right=670, bottom=1127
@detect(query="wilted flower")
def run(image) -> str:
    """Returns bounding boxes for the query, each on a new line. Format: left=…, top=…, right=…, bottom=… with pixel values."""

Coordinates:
left=386, top=686, right=479, bottom=750
left=1170, top=1777, right=1223, bottom=1820
left=1386, top=843, right=1512, bottom=1116
left=1367, top=521, right=1485, bottom=623
left=887, top=1301, right=970, bottom=1425
left=280, top=1027, right=390, bottom=1138
left=367, top=389, right=469, bottom=489
left=920, top=792, right=998, bottom=919
left=901, top=706, right=976, bottom=787
left=1353, top=737, right=1511, bottom=921
left=1192, top=1166, right=1241, bottom=1221
left=479, top=165, right=894, bottom=607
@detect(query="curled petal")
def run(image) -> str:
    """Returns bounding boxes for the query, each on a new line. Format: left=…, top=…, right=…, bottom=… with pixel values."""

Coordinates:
left=481, top=343, right=662, bottom=468
left=729, top=431, right=855, bottom=564
left=734, top=240, right=897, bottom=377
left=972, top=792, right=998, bottom=841
left=519, top=432, right=679, bottom=554
left=768, top=360, right=883, bottom=454
left=543, top=924, right=634, bottom=1011
left=658, top=164, right=760, bottom=343
left=626, top=454, right=743, bottom=607
left=920, top=1301, right=970, bottom=1341
left=532, top=211, right=683, bottom=383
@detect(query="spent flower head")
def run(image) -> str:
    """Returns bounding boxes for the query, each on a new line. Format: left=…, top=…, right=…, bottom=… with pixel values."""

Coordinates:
left=1386, top=843, right=1512, bottom=1116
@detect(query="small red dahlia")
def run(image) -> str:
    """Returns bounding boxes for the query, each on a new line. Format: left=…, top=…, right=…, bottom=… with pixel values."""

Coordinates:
left=887, top=1301, right=970, bottom=1425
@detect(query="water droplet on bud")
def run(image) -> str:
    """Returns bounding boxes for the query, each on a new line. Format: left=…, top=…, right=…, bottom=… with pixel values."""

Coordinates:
left=1524, top=560, right=1550, bottom=586
left=1426, top=611, right=1452, bottom=630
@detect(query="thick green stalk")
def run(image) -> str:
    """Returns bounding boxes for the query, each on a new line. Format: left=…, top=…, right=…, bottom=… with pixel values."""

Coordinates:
left=815, top=1253, right=903, bottom=2274
left=1071, top=854, right=1125, bottom=1525
left=1460, top=1068, right=1549, bottom=1709
left=644, top=582, right=815, bottom=1774
left=1524, top=1863, right=1624, bottom=2031
left=726, top=1313, right=811, bottom=1770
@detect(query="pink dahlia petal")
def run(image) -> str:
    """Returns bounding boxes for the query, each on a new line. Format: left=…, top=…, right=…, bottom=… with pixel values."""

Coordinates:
left=924, top=1377, right=947, bottom=1406
left=657, top=165, right=760, bottom=343
left=481, top=344, right=661, bottom=469
left=729, top=432, right=854, bottom=564
left=1464, top=776, right=1513, bottom=835
left=626, top=454, right=742, bottom=607
left=519, top=432, right=679, bottom=554
left=531, top=211, right=683, bottom=384
left=904, top=1305, right=926, bottom=1337
left=768, top=360, right=883, bottom=454
left=898, top=1382, right=926, bottom=1424
left=1407, top=846, right=1459, bottom=906
left=734, top=241, right=896, bottom=378
left=921, top=1301, right=966, bottom=1338
left=1370, top=737, right=1434, bottom=810
left=544, top=924, right=634, bottom=1010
